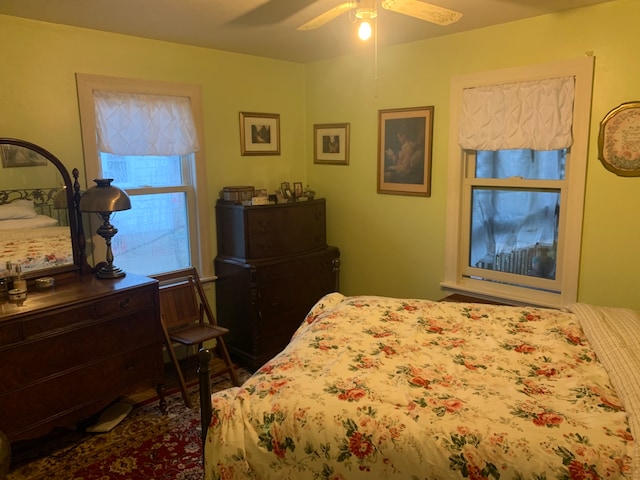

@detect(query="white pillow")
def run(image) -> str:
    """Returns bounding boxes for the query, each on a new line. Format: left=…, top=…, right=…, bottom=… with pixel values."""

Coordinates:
left=0, top=215, right=59, bottom=230
left=0, top=199, right=37, bottom=220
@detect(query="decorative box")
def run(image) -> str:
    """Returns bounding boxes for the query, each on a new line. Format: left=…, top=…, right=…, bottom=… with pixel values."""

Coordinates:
left=220, top=186, right=255, bottom=204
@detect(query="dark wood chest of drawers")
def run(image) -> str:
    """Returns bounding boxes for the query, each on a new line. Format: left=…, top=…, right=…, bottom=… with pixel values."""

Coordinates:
left=0, top=273, right=163, bottom=442
left=215, top=199, right=340, bottom=370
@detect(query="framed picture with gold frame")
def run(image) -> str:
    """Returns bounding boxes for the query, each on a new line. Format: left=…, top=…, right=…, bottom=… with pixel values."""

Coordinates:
left=598, top=101, right=640, bottom=177
left=313, top=123, right=350, bottom=165
left=377, top=106, right=434, bottom=196
left=240, top=112, right=280, bottom=156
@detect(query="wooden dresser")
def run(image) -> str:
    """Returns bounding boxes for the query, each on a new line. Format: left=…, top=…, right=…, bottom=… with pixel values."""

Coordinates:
left=214, top=199, right=340, bottom=370
left=0, top=272, right=163, bottom=443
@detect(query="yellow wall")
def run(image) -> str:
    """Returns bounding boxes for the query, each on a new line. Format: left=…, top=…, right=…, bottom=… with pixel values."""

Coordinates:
left=306, top=0, right=640, bottom=309
left=0, top=14, right=307, bottom=279
left=1, top=0, right=639, bottom=310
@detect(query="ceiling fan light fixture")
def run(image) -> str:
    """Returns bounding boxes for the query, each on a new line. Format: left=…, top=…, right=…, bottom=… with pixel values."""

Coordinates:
left=358, top=19, right=373, bottom=40
left=354, top=7, right=377, bottom=20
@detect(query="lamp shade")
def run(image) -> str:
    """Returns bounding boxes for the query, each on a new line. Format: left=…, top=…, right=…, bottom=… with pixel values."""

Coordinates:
left=79, top=178, right=131, bottom=213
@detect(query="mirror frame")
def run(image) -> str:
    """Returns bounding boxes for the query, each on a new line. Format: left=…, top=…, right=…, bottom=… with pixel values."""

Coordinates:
left=0, top=138, right=83, bottom=278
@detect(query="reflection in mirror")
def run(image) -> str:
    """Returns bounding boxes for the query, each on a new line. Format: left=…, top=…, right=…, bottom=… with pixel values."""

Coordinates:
left=0, top=139, right=80, bottom=278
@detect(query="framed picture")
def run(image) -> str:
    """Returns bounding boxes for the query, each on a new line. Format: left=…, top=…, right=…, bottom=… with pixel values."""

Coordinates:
left=314, top=123, right=350, bottom=165
left=377, top=106, right=434, bottom=196
left=293, top=182, right=304, bottom=198
left=0, top=144, right=48, bottom=167
left=598, top=101, right=640, bottom=177
left=240, top=112, right=280, bottom=156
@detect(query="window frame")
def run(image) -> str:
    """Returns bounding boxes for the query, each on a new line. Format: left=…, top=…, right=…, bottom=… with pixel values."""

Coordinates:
left=442, top=57, right=595, bottom=308
left=76, top=73, right=213, bottom=277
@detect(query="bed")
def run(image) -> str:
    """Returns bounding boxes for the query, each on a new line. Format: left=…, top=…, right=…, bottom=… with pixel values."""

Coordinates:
left=0, top=191, right=74, bottom=272
left=198, top=293, right=640, bottom=480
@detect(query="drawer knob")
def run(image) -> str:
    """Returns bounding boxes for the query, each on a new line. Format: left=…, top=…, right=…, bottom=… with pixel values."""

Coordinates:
left=120, top=297, right=131, bottom=309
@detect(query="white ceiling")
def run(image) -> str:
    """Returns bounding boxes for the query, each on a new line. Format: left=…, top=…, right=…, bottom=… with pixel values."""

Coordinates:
left=0, top=0, right=616, bottom=63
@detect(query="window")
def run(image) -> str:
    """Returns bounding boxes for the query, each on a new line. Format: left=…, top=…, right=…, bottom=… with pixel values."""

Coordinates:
left=443, top=58, right=595, bottom=308
left=76, top=74, right=212, bottom=277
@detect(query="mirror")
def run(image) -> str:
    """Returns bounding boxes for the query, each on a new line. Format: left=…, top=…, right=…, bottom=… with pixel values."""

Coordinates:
left=0, top=138, right=81, bottom=278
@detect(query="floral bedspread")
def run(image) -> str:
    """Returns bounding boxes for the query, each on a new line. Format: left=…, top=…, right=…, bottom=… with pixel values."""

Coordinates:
left=205, top=294, right=636, bottom=480
left=0, top=226, right=74, bottom=272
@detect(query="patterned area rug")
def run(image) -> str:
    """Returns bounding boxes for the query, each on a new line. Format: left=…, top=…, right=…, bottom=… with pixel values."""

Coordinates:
left=8, top=369, right=251, bottom=480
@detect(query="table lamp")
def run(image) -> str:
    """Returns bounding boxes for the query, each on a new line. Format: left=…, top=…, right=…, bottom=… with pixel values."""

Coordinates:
left=79, top=178, right=131, bottom=279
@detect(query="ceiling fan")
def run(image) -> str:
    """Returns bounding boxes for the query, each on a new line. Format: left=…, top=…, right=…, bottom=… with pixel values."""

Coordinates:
left=297, top=0, right=463, bottom=32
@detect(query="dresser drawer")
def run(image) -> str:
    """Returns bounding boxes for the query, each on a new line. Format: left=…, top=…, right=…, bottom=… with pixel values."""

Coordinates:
left=245, top=206, right=326, bottom=259
left=0, top=312, right=157, bottom=390
left=250, top=309, right=310, bottom=366
left=93, top=287, right=154, bottom=318
left=258, top=274, right=336, bottom=317
left=0, top=320, right=22, bottom=346
left=0, top=344, right=160, bottom=440
left=21, top=287, right=154, bottom=339
left=23, top=304, right=94, bottom=339
left=255, top=248, right=338, bottom=285
left=216, top=199, right=327, bottom=261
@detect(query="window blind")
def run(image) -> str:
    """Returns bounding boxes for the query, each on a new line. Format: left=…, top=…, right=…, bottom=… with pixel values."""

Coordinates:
left=93, top=91, right=200, bottom=156
left=458, top=76, right=575, bottom=151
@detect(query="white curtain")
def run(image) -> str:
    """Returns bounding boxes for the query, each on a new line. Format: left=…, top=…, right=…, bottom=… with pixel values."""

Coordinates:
left=93, top=91, right=199, bottom=156
left=459, top=76, right=575, bottom=151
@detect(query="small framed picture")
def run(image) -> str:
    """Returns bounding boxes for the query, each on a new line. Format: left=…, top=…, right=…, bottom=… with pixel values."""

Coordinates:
left=378, top=106, right=434, bottom=196
left=239, top=112, right=280, bottom=156
left=314, top=123, right=350, bottom=165
left=293, top=182, right=304, bottom=198
left=281, top=182, right=290, bottom=191
left=0, top=144, right=48, bottom=167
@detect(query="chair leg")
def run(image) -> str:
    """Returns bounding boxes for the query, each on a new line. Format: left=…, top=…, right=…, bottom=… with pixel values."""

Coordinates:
left=160, top=324, right=192, bottom=408
left=216, top=337, right=241, bottom=386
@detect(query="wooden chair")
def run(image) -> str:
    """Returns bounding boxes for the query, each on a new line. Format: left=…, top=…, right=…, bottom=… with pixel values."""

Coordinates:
left=152, top=267, right=240, bottom=408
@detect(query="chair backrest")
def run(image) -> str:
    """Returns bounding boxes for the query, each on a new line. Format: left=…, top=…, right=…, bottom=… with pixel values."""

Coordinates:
left=152, top=267, right=215, bottom=332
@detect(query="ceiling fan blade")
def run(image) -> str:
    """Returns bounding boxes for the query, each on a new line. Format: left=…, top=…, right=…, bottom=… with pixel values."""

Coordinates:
left=381, top=0, right=462, bottom=26
left=232, top=0, right=318, bottom=26
left=297, top=2, right=353, bottom=30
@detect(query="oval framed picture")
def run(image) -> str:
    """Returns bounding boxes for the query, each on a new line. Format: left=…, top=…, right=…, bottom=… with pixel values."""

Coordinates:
left=598, top=101, right=640, bottom=177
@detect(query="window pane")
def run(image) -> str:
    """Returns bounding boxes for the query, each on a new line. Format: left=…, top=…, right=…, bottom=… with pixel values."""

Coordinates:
left=469, top=188, right=558, bottom=279
left=100, top=153, right=184, bottom=188
left=111, top=193, right=190, bottom=276
left=475, top=149, right=566, bottom=180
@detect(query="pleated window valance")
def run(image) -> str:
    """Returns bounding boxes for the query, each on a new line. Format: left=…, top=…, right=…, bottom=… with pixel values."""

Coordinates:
left=458, top=76, right=575, bottom=151
left=93, top=91, right=200, bottom=156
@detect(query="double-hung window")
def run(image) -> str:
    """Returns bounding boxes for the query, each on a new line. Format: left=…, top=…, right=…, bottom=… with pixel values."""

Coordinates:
left=76, top=74, right=211, bottom=277
left=443, top=58, right=594, bottom=308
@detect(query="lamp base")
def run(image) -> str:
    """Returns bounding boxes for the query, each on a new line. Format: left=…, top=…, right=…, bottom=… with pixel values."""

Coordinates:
left=96, top=263, right=126, bottom=279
